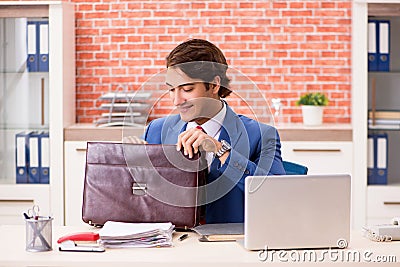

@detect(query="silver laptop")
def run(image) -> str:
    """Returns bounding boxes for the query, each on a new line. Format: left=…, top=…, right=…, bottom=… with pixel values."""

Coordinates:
left=244, top=174, right=351, bottom=250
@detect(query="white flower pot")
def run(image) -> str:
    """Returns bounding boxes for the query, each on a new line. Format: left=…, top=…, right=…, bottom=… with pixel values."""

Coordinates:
left=301, top=105, right=324, bottom=126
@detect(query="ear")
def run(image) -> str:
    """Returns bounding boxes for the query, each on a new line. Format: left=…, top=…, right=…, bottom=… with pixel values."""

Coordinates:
left=211, top=76, right=221, bottom=96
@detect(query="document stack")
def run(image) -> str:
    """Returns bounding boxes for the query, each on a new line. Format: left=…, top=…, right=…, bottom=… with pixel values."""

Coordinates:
left=98, top=221, right=174, bottom=248
left=94, top=86, right=152, bottom=127
left=368, top=110, right=400, bottom=130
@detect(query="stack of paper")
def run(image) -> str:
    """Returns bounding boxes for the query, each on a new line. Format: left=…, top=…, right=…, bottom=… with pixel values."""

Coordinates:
left=98, top=221, right=174, bottom=248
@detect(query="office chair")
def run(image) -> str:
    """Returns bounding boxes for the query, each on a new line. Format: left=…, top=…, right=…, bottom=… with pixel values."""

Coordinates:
left=282, top=160, right=308, bottom=175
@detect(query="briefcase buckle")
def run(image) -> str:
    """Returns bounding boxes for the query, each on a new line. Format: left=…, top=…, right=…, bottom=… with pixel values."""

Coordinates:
left=132, top=183, right=147, bottom=196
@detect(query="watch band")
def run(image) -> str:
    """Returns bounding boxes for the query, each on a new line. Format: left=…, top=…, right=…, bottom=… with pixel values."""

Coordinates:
left=216, top=140, right=231, bottom=158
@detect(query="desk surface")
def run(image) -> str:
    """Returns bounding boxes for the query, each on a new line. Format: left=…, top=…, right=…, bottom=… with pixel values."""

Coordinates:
left=0, top=225, right=398, bottom=267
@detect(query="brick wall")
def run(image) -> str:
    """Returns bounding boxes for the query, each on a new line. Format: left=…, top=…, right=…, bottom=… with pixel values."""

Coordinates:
left=73, top=0, right=352, bottom=124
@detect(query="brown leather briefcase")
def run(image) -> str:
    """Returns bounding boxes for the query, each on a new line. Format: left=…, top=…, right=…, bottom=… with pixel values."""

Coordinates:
left=82, top=142, right=207, bottom=229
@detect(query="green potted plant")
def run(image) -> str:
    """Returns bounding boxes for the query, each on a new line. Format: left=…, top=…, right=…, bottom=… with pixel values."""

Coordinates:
left=296, top=92, right=329, bottom=126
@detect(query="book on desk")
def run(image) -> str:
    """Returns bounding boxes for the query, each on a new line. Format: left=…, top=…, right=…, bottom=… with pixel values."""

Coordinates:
left=193, top=223, right=244, bottom=242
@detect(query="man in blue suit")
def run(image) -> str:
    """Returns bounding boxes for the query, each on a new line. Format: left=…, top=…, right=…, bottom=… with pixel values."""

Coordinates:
left=141, top=39, right=285, bottom=223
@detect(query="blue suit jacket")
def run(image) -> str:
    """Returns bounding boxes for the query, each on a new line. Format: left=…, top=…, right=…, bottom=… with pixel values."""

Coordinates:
left=144, top=105, right=285, bottom=223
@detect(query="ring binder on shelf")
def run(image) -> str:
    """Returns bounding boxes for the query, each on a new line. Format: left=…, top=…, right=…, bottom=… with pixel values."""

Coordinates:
left=368, top=20, right=378, bottom=72
left=38, top=21, right=49, bottom=72
left=15, top=131, right=32, bottom=184
left=28, top=132, right=41, bottom=184
left=27, top=21, right=38, bottom=72
left=378, top=20, right=390, bottom=72
left=26, top=20, right=49, bottom=72
left=368, top=19, right=390, bottom=72
left=39, top=131, right=50, bottom=184
left=367, top=133, right=388, bottom=185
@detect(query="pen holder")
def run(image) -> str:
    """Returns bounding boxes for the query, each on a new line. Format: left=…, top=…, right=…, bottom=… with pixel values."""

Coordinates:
left=25, top=216, right=53, bottom=252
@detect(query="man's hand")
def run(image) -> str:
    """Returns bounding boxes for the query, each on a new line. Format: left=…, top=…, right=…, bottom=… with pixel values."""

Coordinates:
left=122, top=136, right=148, bottom=144
left=177, top=127, right=229, bottom=164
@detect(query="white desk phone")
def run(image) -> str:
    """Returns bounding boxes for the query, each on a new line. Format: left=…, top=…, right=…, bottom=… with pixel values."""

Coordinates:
left=363, top=217, right=400, bottom=242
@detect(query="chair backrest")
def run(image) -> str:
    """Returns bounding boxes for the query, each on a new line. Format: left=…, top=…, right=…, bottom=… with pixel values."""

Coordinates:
left=282, top=160, right=308, bottom=175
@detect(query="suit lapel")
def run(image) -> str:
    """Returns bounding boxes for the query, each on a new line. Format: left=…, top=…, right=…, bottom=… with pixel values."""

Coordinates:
left=162, top=116, right=187, bottom=144
left=219, top=105, right=243, bottom=149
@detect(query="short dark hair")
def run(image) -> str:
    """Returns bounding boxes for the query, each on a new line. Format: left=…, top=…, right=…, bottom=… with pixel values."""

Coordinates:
left=166, top=39, right=232, bottom=98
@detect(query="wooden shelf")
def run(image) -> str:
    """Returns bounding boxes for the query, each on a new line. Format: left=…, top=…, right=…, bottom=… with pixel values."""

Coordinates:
left=369, top=3, right=400, bottom=17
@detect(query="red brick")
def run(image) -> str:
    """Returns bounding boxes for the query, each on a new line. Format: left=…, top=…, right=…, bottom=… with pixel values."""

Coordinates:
left=200, top=10, right=231, bottom=17
left=322, top=52, right=336, bottom=57
left=192, top=2, right=206, bottom=9
left=289, top=2, right=304, bottom=9
left=153, top=11, right=184, bottom=17
left=300, top=43, right=329, bottom=50
left=111, top=36, right=125, bottom=43
left=77, top=69, right=93, bottom=76
left=121, top=11, right=151, bottom=18
left=282, top=10, right=313, bottom=17
left=291, top=35, right=306, bottom=42
left=76, top=44, right=101, bottom=51
left=85, top=12, right=119, bottom=19
left=305, top=2, right=320, bottom=9
left=95, top=53, right=110, bottom=60
left=284, top=75, right=314, bottom=82
left=127, top=3, right=142, bottom=9
left=95, top=69, right=110, bottom=76
left=272, top=2, right=287, bottom=9
left=111, top=20, right=126, bottom=27
left=321, top=2, right=336, bottom=9
left=314, top=11, right=345, bottom=17
left=273, top=51, right=288, bottom=58
left=284, top=26, right=314, bottom=33
left=203, top=26, right=232, bottom=33
left=94, top=20, right=109, bottom=27
left=273, top=68, right=289, bottom=74
left=78, top=4, right=93, bottom=11
left=290, top=51, right=305, bottom=58
left=317, top=26, right=348, bottom=33
left=77, top=77, right=100, bottom=84
left=76, top=37, right=93, bottom=44
left=95, top=4, right=109, bottom=11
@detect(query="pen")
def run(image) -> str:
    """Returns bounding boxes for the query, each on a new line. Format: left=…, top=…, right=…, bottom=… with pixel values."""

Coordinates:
left=178, top=234, right=188, bottom=241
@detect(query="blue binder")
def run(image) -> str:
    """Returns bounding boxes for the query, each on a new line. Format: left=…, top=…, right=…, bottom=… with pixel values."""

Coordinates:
left=377, top=20, right=390, bottom=72
left=28, top=132, right=41, bottom=183
left=39, top=131, right=50, bottom=184
left=368, top=20, right=378, bottom=72
left=367, top=133, right=388, bottom=185
left=38, top=21, right=49, bottom=72
left=26, top=21, right=38, bottom=72
left=15, top=131, right=31, bottom=184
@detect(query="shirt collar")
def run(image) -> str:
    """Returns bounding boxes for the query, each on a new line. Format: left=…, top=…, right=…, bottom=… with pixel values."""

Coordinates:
left=187, top=101, right=226, bottom=138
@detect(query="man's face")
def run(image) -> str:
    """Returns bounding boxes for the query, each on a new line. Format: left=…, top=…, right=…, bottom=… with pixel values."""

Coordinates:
left=166, top=67, right=221, bottom=123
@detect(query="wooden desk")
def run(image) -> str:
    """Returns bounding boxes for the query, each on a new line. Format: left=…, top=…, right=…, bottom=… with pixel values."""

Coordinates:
left=0, top=225, right=399, bottom=266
